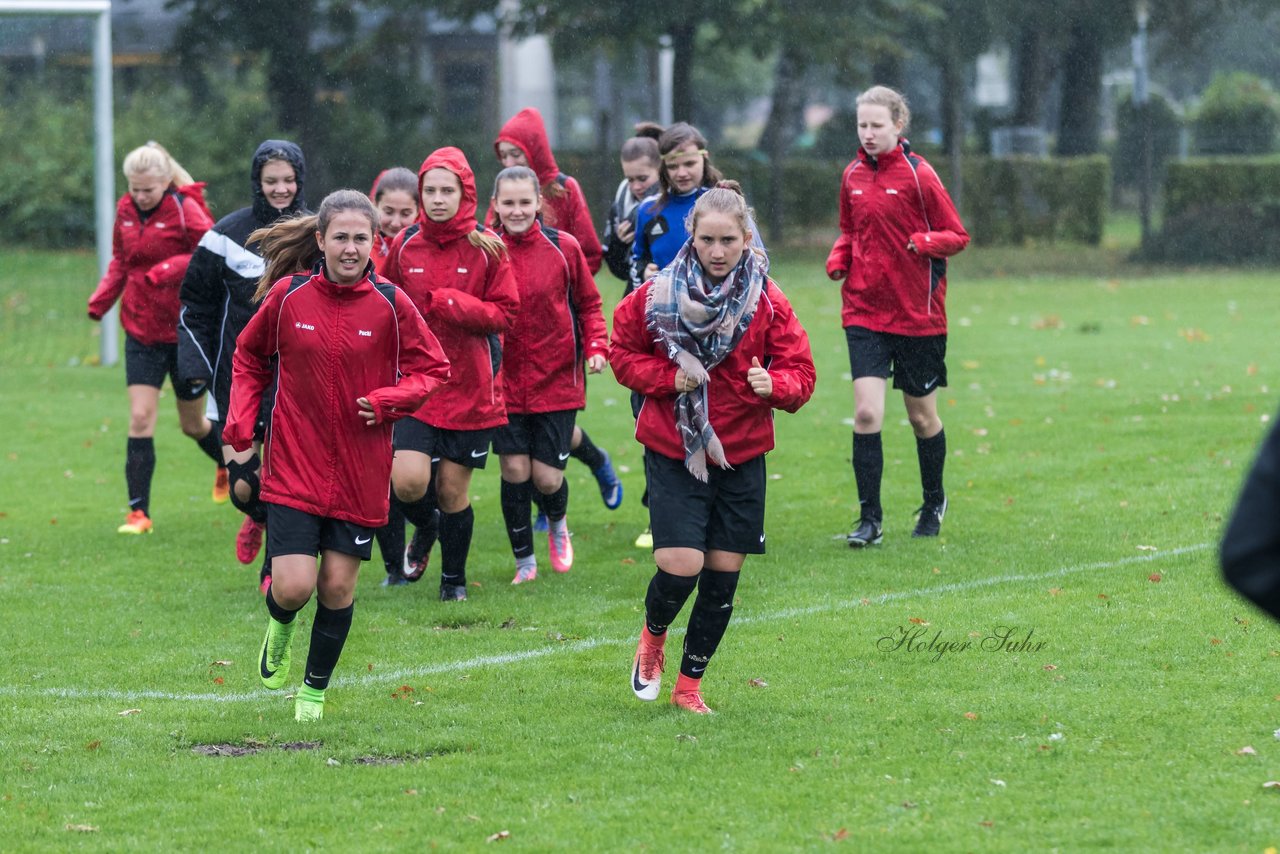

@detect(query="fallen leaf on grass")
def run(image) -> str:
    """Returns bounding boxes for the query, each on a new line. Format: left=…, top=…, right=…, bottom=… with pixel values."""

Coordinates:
left=1137, top=545, right=1158, bottom=551
left=1237, top=746, right=1257, bottom=756
left=1262, top=781, right=1280, bottom=789
left=902, top=801, right=917, bottom=809
left=326, top=758, right=341, bottom=766
left=1210, top=638, right=1223, bottom=646
left=748, top=678, right=768, bottom=688
left=85, top=740, right=101, bottom=751
left=829, top=828, right=850, bottom=842
left=118, top=709, right=141, bottom=717
left=65, top=824, right=98, bottom=833
left=964, top=712, right=978, bottom=720
left=979, top=820, right=995, bottom=828
left=1043, top=664, right=1058, bottom=671
left=391, top=685, right=415, bottom=700
left=212, top=677, right=224, bottom=685
left=404, top=789, right=419, bottom=796
left=1148, top=573, right=1163, bottom=583
left=620, top=558, right=635, bottom=565
left=908, top=617, right=929, bottom=626
left=676, top=734, right=698, bottom=743
left=990, top=779, right=1006, bottom=787
left=211, top=660, right=233, bottom=667
left=486, top=830, right=511, bottom=843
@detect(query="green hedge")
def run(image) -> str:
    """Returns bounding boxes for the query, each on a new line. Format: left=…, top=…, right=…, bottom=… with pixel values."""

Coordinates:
left=1149, top=157, right=1280, bottom=262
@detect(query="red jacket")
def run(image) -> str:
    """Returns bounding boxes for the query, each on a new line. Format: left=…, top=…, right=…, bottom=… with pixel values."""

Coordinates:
left=88, top=184, right=213, bottom=346
left=498, top=221, right=608, bottom=414
left=223, top=266, right=450, bottom=527
left=826, top=141, right=968, bottom=336
left=488, top=107, right=603, bottom=274
left=383, top=148, right=520, bottom=431
left=610, top=277, right=816, bottom=466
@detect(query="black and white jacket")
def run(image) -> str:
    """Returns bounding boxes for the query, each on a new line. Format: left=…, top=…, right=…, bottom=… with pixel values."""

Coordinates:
left=177, top=140, right=307, bottom=420
left=601, top=178, right=659, bottom=292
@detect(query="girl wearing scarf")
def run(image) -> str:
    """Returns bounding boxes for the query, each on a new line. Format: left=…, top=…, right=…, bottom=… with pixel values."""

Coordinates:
left=610, top=183, right=816, bottom=714
left=383, top=147, right=519, bottom=602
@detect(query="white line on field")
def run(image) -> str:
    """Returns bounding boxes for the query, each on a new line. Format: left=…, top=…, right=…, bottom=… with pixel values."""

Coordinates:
left=0, top=542, right=1213, bottom=705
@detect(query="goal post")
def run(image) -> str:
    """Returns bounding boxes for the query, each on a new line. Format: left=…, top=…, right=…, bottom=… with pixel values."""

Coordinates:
left=1, top=1, right=116, bottom=366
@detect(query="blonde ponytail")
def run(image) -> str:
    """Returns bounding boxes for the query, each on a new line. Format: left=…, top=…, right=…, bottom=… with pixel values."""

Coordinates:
left=468, top=226, right=508, bottom=260
left=123, top=141, right=194, bottom=188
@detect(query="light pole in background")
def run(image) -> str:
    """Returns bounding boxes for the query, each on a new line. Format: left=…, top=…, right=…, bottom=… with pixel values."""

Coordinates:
left=1132, top=0, right=1153, bottom=253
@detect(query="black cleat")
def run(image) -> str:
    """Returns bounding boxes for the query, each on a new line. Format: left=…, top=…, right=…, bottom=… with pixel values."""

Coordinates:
left=439, top=582, right=468, bottom=602
left=846, top=517, right=883, bottom=548
left=912, top=496, right=948, bottom=538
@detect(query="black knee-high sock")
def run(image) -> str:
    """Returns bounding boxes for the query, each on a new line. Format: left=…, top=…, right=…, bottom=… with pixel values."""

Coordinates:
left=375, top=497, right=406, bottom=574
left=501, top=479, right=534, bottom=558
left=194, top=420, right=223, bottom=465
left=570, top=428, right=605, bottom=469
left=303, top=601, right=354, bottom=690
left=916, top=428, right=946, bottom=506
left=125, top=437, right=156, bottom=515
left=438, top=506, right=474, bottom=586
left=852, top=431, right=883, bottom=520
left=541, top=480, right=569, bottom=522
left=265, top=585, right=299, bottom=624
left=644, top=569, right=699, bottom=636
left=681, top=569, right=739, bottom=678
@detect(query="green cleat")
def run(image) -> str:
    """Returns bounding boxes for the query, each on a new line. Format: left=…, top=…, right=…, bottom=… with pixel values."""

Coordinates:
left=258, top=617, right=296, bottom=690
left=294, top=685, right=325, bottom=722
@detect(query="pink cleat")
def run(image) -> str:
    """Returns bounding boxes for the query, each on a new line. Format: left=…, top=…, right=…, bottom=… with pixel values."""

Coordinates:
left=671, top=673, right=714, bottom=714
left=548, top=519, right=574, bottom=573
left=511, top=560, right=538, bottom=585
left=630, top=627, right=666, bottom=701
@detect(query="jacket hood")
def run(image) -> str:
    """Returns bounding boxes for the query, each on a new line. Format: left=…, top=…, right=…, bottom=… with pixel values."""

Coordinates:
left=495, top=108, right=559, bottom=187
left=416, top=147, right=480, bottom=244
left=251, top=139, right=307, bottom=224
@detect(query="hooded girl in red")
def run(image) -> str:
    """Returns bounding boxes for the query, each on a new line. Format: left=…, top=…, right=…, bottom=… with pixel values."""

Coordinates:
left=383, top=148, right=519, bottom=601
left=489, top=107, right=604, bottom=274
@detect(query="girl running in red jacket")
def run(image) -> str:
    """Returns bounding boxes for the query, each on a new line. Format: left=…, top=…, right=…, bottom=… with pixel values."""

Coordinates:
left=490, top=107, right=624, bottom=520
left=826, top=86, right=969, bottom=547
left=87, top=142, right=222, bottom=534
left=611, top=183, right=816, bottom=714
left=490, top=166, right=609, bottom=583
left=226, top=189, right=449, bottom=722
left=370, top=167, right=418, bottom=276
left=367, top=166, right=421, bottom=586
left=383, top=147, right=520, bottom=601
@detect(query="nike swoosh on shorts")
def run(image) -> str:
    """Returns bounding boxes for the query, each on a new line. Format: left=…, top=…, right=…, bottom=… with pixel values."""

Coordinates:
left=354, top=535, right=372, bottom=545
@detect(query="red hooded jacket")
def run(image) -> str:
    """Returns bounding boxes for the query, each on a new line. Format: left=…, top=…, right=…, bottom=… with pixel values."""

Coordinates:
left=488, top=107, right=603, bottom=274
left=383, top=148, right=520, bottom=431
left=88, top=184, right=213, bottom=346
left=826, top=141, right=968, bottom=336
left=223, top=264, right=450, bottom=527
left=497, top=220, right=608, bottom=414
left=610, top=276, right=816, bottom=466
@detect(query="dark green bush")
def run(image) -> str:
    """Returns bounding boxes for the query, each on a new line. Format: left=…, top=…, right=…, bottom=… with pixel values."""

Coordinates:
left=1193, top=72, right=1279, bottom=155
left=1152, top=157, right=1280, bottom=261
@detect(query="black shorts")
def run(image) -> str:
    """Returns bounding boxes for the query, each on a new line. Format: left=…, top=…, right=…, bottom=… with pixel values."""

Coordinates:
left=125, top=335, right=203, bottom=400
left=266, top=503, right=375, bottom=561
left=844, top=325, right=947, bottom=398
left=392, top=416, right=494, bottom=469
left=645, top=450, right=766, bottom=555
left=493, top=410, right=577, bottom=469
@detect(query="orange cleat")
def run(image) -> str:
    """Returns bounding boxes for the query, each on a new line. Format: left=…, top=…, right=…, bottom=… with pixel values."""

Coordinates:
left=117, top=509, right=153, bottom=535
left=630, top=627, right=666, bottom=701
left=212, top=467, right=230, bottom=504
left=670, top=673, right=713, bottom=714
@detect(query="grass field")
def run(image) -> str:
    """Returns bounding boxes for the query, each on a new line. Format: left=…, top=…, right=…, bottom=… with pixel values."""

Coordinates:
left=2, top=242, right=1280, bottom=851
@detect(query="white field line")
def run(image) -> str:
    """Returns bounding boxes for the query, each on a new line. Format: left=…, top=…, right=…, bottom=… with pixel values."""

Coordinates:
left=0, top=543, right=1213, bottom=705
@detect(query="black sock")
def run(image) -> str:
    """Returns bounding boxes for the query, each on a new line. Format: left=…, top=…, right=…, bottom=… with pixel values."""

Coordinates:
left=852, top=431, right=883, bottom=521
left=501, top=479, right=535, bottom=559
left=375, top=497, right=406, bottom=575
left=531, top=489, right=546, bottom=516
left=265, top=585, right=299, bottom=624
left=644, top=569, right=699, bottom=636
left=195, top=421, right=223, bottom=465
left=917, top=428, right=946, bottom=506
left=125, top=437, right=155, bottom=516
left=303, top=601, right=354, bottom=690
left=438, top=505, right=474, bottom=586
left=396, top=488, right=435, bottom=530
left=681, top=569, right=739, bottom=678
left=570, top=428, right=605, bottom=469
left=540, top=480, right=569, bottom=522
